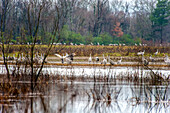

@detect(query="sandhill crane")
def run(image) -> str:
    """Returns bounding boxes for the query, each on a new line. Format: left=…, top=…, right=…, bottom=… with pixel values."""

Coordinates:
left=101, top=54, right=107, bottom=65
left=54, top=53, right=68, bottom=63
left=117, top=57, right=122, bottom=64
left=137, top=50, right=145, bottom=56
left=139, top=43, right=142, bottom=46
left=7, top=54, right=15, bottom=60
left=24, top=54, right=30, bottom=64
left=40, top=53, right=47, bottom=63
left=13, top=54, right=16, bottom=60
left=31, top=53, right=47, bottom=64
left=17, top=54, right=23, bottom=64
left=108, top=56, right=115, bottom=65
left=37, top=53, right=43, bottom=64
left=33, top=54, right=39, bottom=64
left=154, top=49, right=158, bottom=55
left=164, top=55, right=170, bottom=65
left=21, top=53, right=25, bottom=61
left=149, top=55, right=155, bottom=62
left=39, top=53, right=44, bottom=63
left=142, top=55, right=149, bottom=66
left=95, top=57, right=99, bottom=62
left=88, top=54, right=92, bottom=63
left=67, top=53, right=76, bottom=61
left=65, top=53, right=73, bottom=64
left=65, top=57, right=72, bottom=64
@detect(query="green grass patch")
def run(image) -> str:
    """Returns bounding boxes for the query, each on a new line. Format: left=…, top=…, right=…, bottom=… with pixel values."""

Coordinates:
left=128, top=53, right=136, bottom=57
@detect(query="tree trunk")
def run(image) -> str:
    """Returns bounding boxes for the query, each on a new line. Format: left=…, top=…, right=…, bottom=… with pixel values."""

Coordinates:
left=160, top=26, right=163, bottom=44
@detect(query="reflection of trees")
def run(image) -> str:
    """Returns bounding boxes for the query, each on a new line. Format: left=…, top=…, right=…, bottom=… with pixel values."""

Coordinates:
left=144, top=84, right=169, bottom=113
left=84, top=79, right=123, bottom=113
left=83, top=79, right=169, bottom=113
left=0, top=71, right=169, bottom=113
left=0, top=82, right=78, bottom=112
left=127, top=83, right=169, bottom=113
left=0, top=81, right=169, bottom=113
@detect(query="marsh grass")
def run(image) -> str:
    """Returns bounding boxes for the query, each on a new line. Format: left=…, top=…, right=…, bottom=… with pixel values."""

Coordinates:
left=0, top=45, right=169, bottom=57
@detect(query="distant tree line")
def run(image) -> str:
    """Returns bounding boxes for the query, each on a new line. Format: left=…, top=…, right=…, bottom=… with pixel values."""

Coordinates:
left=0, top=0, right=169, bottom=45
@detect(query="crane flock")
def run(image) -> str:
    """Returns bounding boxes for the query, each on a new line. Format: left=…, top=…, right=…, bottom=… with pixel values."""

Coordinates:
left=53, top=49, right=169, bottom=66
left=1, top=49, right=169, bottom=66
left=2, top=52, right=47, bottom=65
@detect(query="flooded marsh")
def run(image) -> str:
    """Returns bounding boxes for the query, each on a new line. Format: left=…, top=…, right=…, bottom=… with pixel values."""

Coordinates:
left=0, top=65, right=169, bottom=113
left=0, top=0, right=170, bottom=112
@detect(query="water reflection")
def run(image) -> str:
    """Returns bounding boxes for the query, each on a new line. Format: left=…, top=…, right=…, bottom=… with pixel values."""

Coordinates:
left=42, top=66, right=170, bottom=77
left=0, top=80, right=169, bottom=113
left=0, top=65, right=169, bottom=79
left=0, top=65, right=169, bottom=113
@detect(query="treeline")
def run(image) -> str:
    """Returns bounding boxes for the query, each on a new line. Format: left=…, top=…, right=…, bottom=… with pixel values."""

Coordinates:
left=0, top=0, right=169, bottom=45
left=59, top=25, right=141, bottom=45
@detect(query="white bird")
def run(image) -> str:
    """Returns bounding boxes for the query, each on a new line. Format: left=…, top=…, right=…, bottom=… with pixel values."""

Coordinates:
left=66, top=53, right=69, bottom=57
left=117, top=57, right=122, bottom=64
left=33, top=53, right=40, bottom=64
left=17, top=55, right=22, bottom=63
left=13, top=54, right=16, bottom=60
left=66, top=53, right=76, bottom=61
left=54, top=53, right=68, bottom=63
left=149, top=55, right=154, bottom=62
left=88, top=54, right=92, bottom=63
left=101, top=54, right=107, bottom=65
left=38, top=53, right=47, bottom=64
left=61, top=53, right=76, bottom=64
left=21, top=53, right=25, bottom=61
left=16, top=53, right=26, bottom=64
left=65, top=57, right=72, bottom=64
left=137, top=50, right=145, bottom=56
left=139, top=43, right=142, bottom=46
left=164, top=55, right=170, bottom=65
left=108, top=56, right=115, bottom=65
left=142, top=55, right=149, bottom=66
left=154, top=49, right=158, bottom=55
left=7, top=54, right=16, bottom=60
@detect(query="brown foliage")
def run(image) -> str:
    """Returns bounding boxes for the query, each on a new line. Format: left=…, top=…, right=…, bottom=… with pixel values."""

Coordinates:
left=112, top=22, right=123, bottom=37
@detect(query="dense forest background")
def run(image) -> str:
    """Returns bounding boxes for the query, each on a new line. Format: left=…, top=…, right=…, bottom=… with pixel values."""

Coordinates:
left=0, top=0, right=169, bottom=46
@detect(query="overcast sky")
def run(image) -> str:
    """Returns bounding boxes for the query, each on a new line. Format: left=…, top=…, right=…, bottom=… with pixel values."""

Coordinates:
left=109, top=0, right=132, bottom=3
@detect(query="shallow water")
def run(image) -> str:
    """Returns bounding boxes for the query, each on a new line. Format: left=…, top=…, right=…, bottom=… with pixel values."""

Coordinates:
left=0, top=65, right=169, bottom=113
left=0, top=64, right=169, bottom=76
left=1, top=64, right=169, bottom=78
left=1, top=81, right=169, bottom=113
left=42, top=65, right=170, bottom=78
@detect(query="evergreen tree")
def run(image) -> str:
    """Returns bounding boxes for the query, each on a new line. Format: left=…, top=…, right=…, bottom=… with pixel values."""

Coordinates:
left=150, top=0, right=170, bottom=43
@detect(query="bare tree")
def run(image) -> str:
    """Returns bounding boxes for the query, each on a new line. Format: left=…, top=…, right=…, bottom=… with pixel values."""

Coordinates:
left=0, top=0, right=14, bottom=81
left=88, top=0, right=109, bottom=37
left=130, top=0, right=157, bottom=43
left=0, top=0, right=64, bottom=87
left=111, top=0, right=131, bottom=34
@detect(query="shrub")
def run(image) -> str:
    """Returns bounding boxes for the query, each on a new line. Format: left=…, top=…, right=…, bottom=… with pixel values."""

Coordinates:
left=118, top=34, right=141, bottom=45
